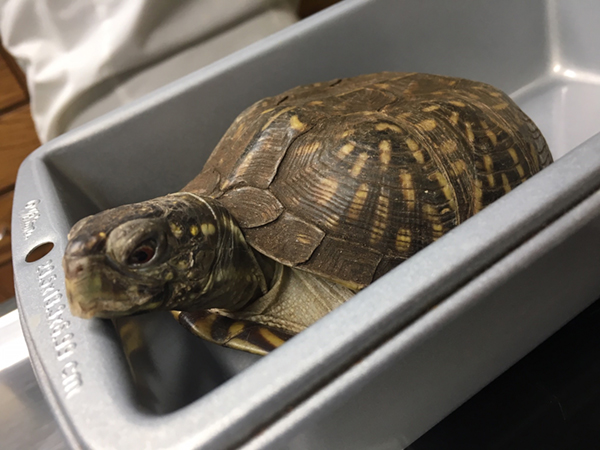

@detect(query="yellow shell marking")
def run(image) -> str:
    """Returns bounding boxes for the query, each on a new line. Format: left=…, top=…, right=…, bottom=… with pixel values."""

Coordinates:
left=259, top=328, right=287, bottom=348
left=228, top=321, right=246, bottom=337
left=308, top=100, right=324, bottom=106
left=422, top=105, right=441, bottom=112
left=350, top=152, right=369, bottom=177
left=317, top=178, right=339, bottom=205
left=399, top=172, right=415, bottom=208
left=261, top=106, right=293, bottom=130
left=419, top=119, right=437, bottom=131
left=501, top=173, right=511, bottom=193
left=406, top=138, right=419, bottom=152
left=165, top=272, right=174, bottom=281
left=483, top=155, right=494, bottom=173
left=395, top=229, right=411, bottom=252
left=336, top=143, right=355, bottom=159
left=529, top=143, right=539, bottom=168
left=301, top=141, right=321, bottom=155
left=375, top=83, right=390, bottom=89
left=487, top=174, right=496, bottom=187
left=170, top=222, right=183, bottom=238
left=480, top=120, right=489, bottom=129
left=398, top=112, right=412, bottom=119
left=201, top=223, right=216, bottom=236
left=491, top=92, right=503, bottom=97
left=450, top=111, right=460, bottom=125
left=290, top=115, right=306, bottom=131
left=348, top=183, right=370, bottom=220
left=342, top=130, right=352, bottom=138
left=325, top=213, right=340, bottom=228
left=379, top=140, right=392, bottom=165
left=375, top=123, right=402, bottom=132
left=449, top=100, right=466, bottom=107
left=370, top=195, right=390, bottom=243
left=441, top=140, right=458, bottom=154
left=516, top=164, right=525, bottom=178
left=190, top=225, right=199, bottom=236
left=297, top=234, right=312, bottom=245
left=431, top=172, right=456, bottom=210
left=465, top=122, right=475, bottom=143
left=493, top=103, right=509, bottom=110
left=508, top=147, right=519, bottom=164
left=452, top=159, right=467, bottom=174
left=485, top=130, right=498, bottom=146
left=471, top=178, right=484, bottom=213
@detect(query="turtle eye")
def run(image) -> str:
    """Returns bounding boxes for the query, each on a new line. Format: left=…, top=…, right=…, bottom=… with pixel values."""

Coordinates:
left=127, top=240, right=157, bottom=266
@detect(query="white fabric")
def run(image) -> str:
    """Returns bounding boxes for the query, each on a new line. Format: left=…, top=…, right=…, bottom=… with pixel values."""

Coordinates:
left=0, top=0, right=298, bottom=142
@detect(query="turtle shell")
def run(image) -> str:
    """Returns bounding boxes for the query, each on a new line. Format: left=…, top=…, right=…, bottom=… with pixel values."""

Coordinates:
left=184, top=72, right=552, bottom=289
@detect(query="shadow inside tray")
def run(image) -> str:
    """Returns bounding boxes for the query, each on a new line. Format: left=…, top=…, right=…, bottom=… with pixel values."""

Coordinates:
left=113, top=312, right=260, bottom=415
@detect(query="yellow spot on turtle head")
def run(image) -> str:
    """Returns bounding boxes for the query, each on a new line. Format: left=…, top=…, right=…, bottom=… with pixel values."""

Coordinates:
left=201, top=223, right=216, bottom=236
left=422, top=105, right=441, bottom=112
left=376, top=123, right=402, bottom=132
left=98, top=232, right=106, bottom=239
left=350, top=153, right=369, bottom=177
left=449, top=100, right=466, bottom=107
left=485, top=130, right=498, bottom=146
left=379, top=140, right=391, bottom=165
left=177, top=260, right=189, bottom=270
left=419, top=119, right=437, bottom=131
left=190, top=225, right=199, bottom=236
left=336, top=143, right=355, bottom=159
left=290, top=115, right=306, bottom=131
left=165, top=272, right=174, bottom=281
left=170, top=222, right=183, bottom=238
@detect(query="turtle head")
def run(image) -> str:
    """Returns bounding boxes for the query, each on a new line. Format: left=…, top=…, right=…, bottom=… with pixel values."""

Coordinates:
left=63, top=193, right=266, bottom=319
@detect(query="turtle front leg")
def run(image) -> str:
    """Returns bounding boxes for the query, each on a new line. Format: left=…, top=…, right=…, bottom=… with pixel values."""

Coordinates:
left=173, top=310, right=293, bottom=356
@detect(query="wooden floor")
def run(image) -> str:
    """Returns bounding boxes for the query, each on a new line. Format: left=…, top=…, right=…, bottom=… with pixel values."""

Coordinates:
left=0, top=44, right=41, bottom=302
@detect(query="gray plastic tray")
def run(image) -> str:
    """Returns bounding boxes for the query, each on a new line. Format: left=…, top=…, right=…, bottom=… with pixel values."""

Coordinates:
left=11, top=0, right=600, bottom=448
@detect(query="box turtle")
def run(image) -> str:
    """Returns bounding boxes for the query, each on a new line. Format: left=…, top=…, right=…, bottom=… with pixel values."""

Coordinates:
left=63, top=72, right=552, bottom=355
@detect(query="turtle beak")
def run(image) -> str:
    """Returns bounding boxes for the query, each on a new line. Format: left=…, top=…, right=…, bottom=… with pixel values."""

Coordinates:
left=63, top=256, right=109, bottom=318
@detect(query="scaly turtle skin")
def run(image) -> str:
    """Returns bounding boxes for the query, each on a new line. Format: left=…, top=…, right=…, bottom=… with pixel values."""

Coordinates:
left=63, top=72, right=552, bottom=355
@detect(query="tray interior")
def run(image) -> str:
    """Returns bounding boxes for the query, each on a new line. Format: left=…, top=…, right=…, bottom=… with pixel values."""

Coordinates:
left=27, top=0, right=600, bottom=416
